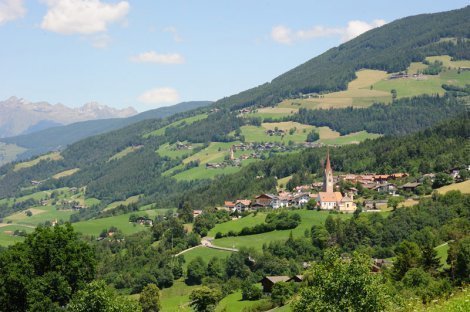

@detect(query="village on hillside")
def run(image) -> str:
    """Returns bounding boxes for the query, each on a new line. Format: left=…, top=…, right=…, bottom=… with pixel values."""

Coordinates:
left=216, top=150, right=468, bottom=216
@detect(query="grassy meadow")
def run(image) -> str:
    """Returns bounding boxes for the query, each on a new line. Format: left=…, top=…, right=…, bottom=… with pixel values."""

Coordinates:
left=437, top=180, right=470, bottom=194
left=108, top=145, right=143, bottom=162
left=13, top=152, right=62, bottom=171
left=144, top=113, right=208, bottom=138
left=212, top=210, right=352, bottom=251
left=72, top=208, right=170, bottom=237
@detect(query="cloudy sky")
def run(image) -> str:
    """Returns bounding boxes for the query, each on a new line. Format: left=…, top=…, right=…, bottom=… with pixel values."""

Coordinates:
left=0, top=1, right=468, bottom=111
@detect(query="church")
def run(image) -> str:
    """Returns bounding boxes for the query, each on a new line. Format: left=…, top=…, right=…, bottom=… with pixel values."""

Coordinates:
left=317, top=150, right=356, bottom=213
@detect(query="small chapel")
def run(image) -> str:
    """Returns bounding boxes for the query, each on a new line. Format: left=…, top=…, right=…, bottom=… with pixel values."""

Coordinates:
left=317, top=150, right=356, bottom=213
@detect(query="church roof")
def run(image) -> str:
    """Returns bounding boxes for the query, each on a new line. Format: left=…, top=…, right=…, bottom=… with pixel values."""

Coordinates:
left=318, top=192, right=343, bottom=202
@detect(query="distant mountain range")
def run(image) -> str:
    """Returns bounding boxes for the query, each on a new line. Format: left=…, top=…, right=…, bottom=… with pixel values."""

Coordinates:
left=0, top=101, right=212, bottom=164
left=0, top=96, right=137, bottom=138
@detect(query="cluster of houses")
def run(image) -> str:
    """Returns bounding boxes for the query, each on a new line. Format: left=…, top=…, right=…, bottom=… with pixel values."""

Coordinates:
left=222, top=151, right=359, bottom=213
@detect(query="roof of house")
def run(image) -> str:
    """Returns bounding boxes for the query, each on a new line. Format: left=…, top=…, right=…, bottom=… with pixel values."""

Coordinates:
left=262, top=276, right=291, bottom=283
left=256, top=194, right=277, bottom=199
left=236, top=199, right=251, bottom=206
left=341, top=195, right=353, bottom=202
left=402, top=182, right=421, bottom=188
left=318, top=192, right=343, bottom=202
left=224, top=201, right=235, bottom=207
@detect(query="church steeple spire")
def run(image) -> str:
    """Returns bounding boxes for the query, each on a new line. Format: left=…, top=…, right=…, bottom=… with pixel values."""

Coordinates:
left=323, top=148, right=334, bottom=193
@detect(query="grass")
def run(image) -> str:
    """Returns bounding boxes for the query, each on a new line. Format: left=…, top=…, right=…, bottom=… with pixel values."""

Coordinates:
left=250, top=107, right=299, bottom=120
left=216, top=290, right=269, bottom=312
left=144, top=114, right=208, bottom=138
left=208, top=213, right=267, bottom=237
left=72, top=209, right=169, bottom=237
left=412, top=286, right=470, bottom=312
left=103, top=195, right=141, bottom=211
left=426, top=55, right=470, bottom=69
left=0, top=224, right=34, bottom=246
left=0, top=142, right=26, bottom=166
left=240, top=122, right=314, bottom=143
left=278, top=69, right=391, bottom=110
left=435, top=242, right=450, bottom=269
left=213, top=210, right=353, bottom=251
left=4, top=205, right=75, bottom=227
left=172, top=163, right=249, bottom=181
left=181, top=246, right=233, bottom=269
left=52, top=168, right=80, bottom=179
left=320, top=131, right=381, bottom=145
left=108, top=146, right=143, bottom=162
left=160, top=280, right=195, bottom=312
left=373, top=68, right=470, bottom=99
left=183, top=142, right=235, bottom=165
left=13, top=152, right=62, bottom=171
left=277, top=175, right=292, bottom=189
left=156, top=142, right=203, bottom=159
left=437, top=180, right=470, bottom=194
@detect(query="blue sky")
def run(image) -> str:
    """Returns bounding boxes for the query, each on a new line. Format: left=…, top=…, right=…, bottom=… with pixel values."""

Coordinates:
left=0, top=0, right=468, bottom=112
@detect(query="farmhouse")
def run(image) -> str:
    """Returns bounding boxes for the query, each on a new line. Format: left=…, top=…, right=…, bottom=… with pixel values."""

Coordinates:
left=260, top=276, right=291, bottom=293
left=234, top=200, right=252, bottom=213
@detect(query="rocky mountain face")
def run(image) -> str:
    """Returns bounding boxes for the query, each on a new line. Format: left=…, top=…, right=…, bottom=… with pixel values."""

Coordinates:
left=0, top=97, right=137, bottom=138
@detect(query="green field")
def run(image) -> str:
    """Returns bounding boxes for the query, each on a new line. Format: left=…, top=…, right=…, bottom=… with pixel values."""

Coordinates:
left=103, top=195, right=141, bottom=211
left=213, top=210, right=352, bottom=251
left=156, top=142, right=204, bottom=159
left=208, top=213, right=266, bottom=237
left=0, top=225, right=34, bottom=246
left=172, top=163, right=250, bottom=181
left=373, top=69, right=470, bottom=99
left=4, top=205, right=76, bottom=227
left=108, top=145, right=143, bottom=161
left=72, top=209, right=169, bottom=237
left=437, top=180, right=470, bottom=194
left=320, top=131, right=381, bottom=145
left=144, top=114, right=208, bottom=138
left=13, top=152, right=62, bottom=171
left=240, top=122, right=314, bottom=143
left=435, top=243, right=450, bottom=269
left=52, top=168, right=80, bottom=179
left=181, top=246, right=233, bottom=269
left=216, top=290, right=269, bottom=312
left=160, top=280, right=195, bottom=312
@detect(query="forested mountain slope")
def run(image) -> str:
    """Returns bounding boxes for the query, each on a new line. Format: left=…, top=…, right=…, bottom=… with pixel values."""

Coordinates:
left=215, top=6, right=470, bottom=110
left=0, top=6, right=469, bottom=214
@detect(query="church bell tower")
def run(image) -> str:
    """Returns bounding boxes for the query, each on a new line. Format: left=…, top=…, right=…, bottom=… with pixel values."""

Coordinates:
left=323, top=149, right=334, bottom=193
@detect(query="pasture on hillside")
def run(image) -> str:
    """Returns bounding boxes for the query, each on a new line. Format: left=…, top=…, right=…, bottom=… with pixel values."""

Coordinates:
left=212, top=210, right=353, bottom=251
left=143, top=113, right=208, bottom=138
left=437, top=180, right=470, bottom=194
left=72, top=208, right=170, bottom=237
left=13, top=152, right=62, bottom=171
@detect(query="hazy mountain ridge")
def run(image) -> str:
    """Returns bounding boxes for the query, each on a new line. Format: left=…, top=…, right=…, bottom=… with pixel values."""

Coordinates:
left=0, top=101, right=212, bottom=164
left=0, top=96, right=137, bottom=138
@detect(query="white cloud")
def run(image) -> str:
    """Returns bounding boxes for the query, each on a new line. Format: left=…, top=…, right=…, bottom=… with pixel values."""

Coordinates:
left=271, top=19, right=386, bottom=45
left=40, top=0, right=129, bottom=35
left=163, top=26, right=182, bottom=42
left=130, top=51, right=185, bottom=64
left=271, top=25, right=292, bottom=44
left=0, top=0, right=26, bottom=25
left=138, top=87, right=180, bottom=106
left=342, top=19, right=386, bottom=42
